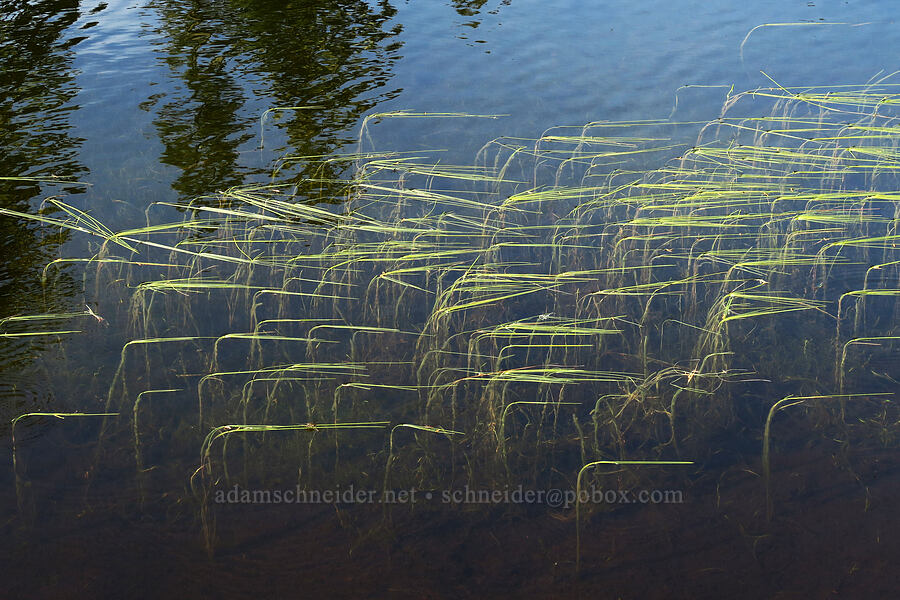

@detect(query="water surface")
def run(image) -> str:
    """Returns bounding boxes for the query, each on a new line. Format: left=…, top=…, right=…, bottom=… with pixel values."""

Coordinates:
left=2, top=1, right=900, bottom=598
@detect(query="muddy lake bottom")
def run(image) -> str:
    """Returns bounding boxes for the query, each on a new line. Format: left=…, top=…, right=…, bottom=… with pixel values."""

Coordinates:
left=2, top=439, right=899, bottom=599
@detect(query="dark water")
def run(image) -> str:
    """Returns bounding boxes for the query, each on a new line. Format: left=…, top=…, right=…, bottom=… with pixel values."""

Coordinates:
left=3, top=1, right=900, bottom=598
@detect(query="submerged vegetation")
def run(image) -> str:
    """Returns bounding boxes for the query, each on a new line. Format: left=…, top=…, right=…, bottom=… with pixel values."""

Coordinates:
left=5, top=81, right=900, bottom=567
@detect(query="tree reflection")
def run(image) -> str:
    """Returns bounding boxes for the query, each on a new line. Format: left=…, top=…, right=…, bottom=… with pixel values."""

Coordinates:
left=451, top=0, right=509, bottom=26
left=0, top=0, right=88, bottom=396
left=451, top=0, right=490, bottom=18
left=0, top=0, right=86, bottom=317
left=146, top=0, right=403, bottom=202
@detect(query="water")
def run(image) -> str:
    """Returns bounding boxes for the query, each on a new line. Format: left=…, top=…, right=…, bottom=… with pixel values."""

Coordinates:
left=3, top=1, right=900, bottom=598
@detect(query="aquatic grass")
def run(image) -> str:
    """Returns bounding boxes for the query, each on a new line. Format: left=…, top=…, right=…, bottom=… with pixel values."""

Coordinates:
left=0, top=329, right=82, bottom=338
left=212, top=332, right=336, bottom=372
left=838, top=336, right=900, bottom=393
left=199, top=421, right=391, bottom=476
left=258, top=105, right=324, bottom=151
left=332, top=382, right=426, bottom=424
left=836, top=288, right=900, bottom=343
left=717, top=291, right=832, bottom=324
left=197, top=362, right=368, bottom=428
left=133, top=389, right=182, bottom=507
left=195, top=420, right=390, bottom=557
left=762, top=393, right=891, bottom=521
left=0, top=311, right=94, bottom=328
left=575, top=460, right=693, bottom=573
left=0, top=204, right=137, bottom=253
left=382, top=423, right=464, bottom=516
left=12, top=412, right=118, bottom=514
left=356, top=110, right=505, bottom=157
left=104, top=336, right=215, bottom=420
left=497, top=401, right=580, bottom=470
left=18, top=81, right=900, bottom=560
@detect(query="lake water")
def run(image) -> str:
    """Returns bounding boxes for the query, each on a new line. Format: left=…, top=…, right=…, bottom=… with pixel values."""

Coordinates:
left=3, top=1, right=900, bottom=598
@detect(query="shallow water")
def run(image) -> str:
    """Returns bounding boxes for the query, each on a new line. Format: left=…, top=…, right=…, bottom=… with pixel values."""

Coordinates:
left=3, top=1, right=900, bottom=598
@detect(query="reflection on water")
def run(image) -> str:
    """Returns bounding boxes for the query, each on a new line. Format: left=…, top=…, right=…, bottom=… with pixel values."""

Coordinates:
left=450, top=0, right=508, bottom=45
left=3, top=1, right=900, bottom=598
left=0, top=1, right=88, bottom=387
left=145, top=0, right=404, bottom=201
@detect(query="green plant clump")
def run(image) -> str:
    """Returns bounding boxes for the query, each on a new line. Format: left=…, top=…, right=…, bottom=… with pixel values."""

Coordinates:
left=6, top=83, right=900, bottom=562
